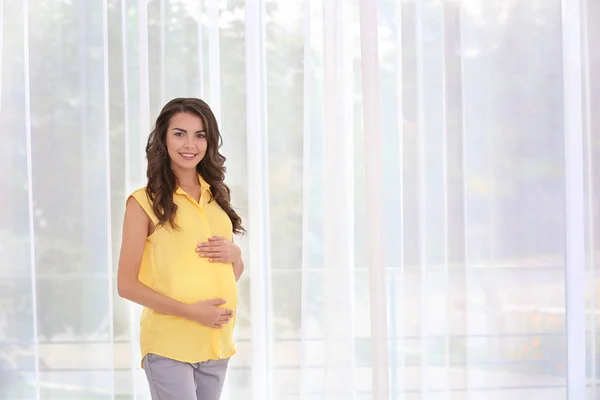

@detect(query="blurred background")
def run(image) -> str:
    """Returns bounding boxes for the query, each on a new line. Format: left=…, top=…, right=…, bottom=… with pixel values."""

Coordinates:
left=1, top=0, right=600, bottom=399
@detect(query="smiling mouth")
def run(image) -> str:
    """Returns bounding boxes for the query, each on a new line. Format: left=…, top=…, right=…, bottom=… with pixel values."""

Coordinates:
left=180, top=153, right=198, bottom=160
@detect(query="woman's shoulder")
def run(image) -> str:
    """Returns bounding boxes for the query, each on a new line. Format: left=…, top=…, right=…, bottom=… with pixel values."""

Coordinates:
left=127, top=187, right=152, bottom=208
left=129, top=186, right=148, bottom=197
left=127, top=187, right=159, bottom=224
left=128, top=186, right=147, bottom=199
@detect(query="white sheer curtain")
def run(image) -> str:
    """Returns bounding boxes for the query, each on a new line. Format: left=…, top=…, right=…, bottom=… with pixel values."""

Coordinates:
left=2, top=0, right=600, bottom=399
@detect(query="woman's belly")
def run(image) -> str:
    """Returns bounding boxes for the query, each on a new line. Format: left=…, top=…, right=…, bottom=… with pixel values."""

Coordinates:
left=153, top=255, right=238, bottom=308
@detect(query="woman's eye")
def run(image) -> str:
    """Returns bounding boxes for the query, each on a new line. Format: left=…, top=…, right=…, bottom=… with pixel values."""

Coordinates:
left=174, top=131, right=184, bottom=137
left=196, top=133, right=206, bottom=139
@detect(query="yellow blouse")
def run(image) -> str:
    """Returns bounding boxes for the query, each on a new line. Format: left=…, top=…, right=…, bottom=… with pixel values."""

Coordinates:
left=129, top=174, right=237, bottom=365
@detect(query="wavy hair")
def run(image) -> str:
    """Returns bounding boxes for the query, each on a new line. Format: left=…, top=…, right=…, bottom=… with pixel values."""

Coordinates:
left=145, top=98, right=245, bottom=235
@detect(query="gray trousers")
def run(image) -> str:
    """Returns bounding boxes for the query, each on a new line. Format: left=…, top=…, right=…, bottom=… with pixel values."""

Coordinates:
left=143, top=353, right=229, bottom=400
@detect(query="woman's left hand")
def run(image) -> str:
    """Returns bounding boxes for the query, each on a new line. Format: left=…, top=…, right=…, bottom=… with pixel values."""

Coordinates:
left=196, top=236, right=241, bottom=263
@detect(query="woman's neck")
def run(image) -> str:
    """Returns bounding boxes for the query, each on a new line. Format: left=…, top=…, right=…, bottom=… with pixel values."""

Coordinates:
left=173, top=167, right=199, bottom=188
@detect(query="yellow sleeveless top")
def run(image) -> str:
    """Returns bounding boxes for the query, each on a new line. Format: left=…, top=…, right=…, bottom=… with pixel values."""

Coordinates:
left=129, top=174, right=237, bottom=365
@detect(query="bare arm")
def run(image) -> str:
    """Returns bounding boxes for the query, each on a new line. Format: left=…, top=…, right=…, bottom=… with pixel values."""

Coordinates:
left=117, top=197, right=192, bottom=317
left=117, top=197, right=232, bottom=327
left=233, top=257, right=244, bottom=281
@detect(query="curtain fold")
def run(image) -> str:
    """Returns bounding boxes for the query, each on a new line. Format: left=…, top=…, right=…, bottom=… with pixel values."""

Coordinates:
left=561, top=0, right=587, bottom=398
left=359, top=0, right=389, bottom=398
left=321, top=0, right=356, bottom=397
left=245, top=0, right=272, bottom=398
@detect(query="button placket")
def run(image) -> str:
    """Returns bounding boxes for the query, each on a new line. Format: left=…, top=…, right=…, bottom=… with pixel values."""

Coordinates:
left=182, top=192, right=213, bottom=237
left=185, top=190, right=222, bottom=357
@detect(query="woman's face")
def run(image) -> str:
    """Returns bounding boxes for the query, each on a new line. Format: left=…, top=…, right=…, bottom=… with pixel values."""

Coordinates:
left=165, top=112, right=208, bottom=172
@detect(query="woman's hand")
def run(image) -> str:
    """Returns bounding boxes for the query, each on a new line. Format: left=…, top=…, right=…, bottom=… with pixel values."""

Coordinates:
left=185, top=298, right=233, bottom=329
left=196, top=236, right=241, bottom=263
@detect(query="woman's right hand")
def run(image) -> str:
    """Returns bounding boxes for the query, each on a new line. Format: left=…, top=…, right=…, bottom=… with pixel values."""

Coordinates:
left=186, top=298, right=233, bottom=329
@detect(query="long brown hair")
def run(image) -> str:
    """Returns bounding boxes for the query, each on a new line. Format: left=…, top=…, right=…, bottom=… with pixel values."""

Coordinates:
left=145, top=98, right=245, bottom=235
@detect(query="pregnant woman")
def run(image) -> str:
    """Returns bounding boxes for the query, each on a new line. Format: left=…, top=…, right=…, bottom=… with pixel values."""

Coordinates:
left=117, top=98, right=245, bottom=400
